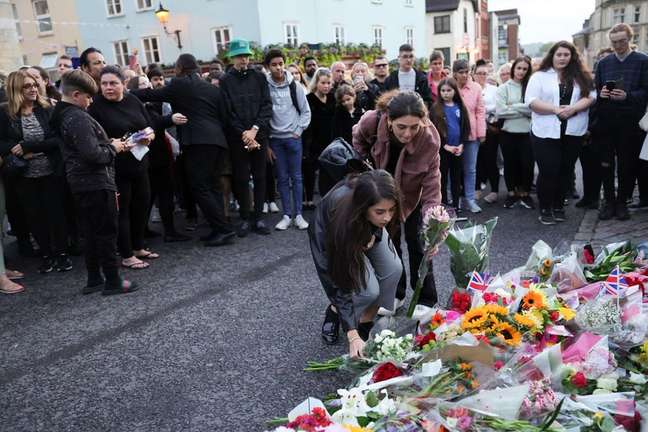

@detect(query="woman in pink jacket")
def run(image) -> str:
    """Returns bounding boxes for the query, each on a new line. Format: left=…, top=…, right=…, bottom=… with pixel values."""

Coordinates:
left=453, top=59, right=486, bottom=213
left=353, top=90, right=442, bottom=313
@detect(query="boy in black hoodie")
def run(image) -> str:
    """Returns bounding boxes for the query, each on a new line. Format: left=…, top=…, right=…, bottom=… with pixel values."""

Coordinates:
left=51, top=70, right=137, bottom=296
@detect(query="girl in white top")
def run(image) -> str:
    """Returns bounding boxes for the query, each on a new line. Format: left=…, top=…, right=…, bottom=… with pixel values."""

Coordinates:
left=473, top=63, right=500, bottom=203
left=525, top=41, right=595, bottom=225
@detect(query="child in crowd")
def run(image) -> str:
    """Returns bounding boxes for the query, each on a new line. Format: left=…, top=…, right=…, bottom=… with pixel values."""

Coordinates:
left=50, top=70, right=138, bottom=296
left=431, top=78, right=471, bottom=210
left=332, top=84, right=363, bottom=144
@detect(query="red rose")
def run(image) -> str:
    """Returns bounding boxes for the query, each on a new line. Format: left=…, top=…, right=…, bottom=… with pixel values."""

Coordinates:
left=493, top=360, right=504, bottom=370
left=583, top=248, right=595, bottom=264
left=571, top=372, right=588, bottom=388
left=372, top=362, right=403, bottom=383
left=550, top=311, right=560, bottom=322
left=415, top=331, right=436, bottom=348
left=287, top=407, right=331, bottom=431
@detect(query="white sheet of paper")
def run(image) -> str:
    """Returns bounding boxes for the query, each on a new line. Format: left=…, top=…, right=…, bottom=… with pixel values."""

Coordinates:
left=640, top=133, right=648, bottom=161
left=130, top=144, right=149, bottom=161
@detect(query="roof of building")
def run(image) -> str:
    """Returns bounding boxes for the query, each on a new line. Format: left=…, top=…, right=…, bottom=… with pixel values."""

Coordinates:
left=426, top=0, right=478, bottom=13
left=494, top=8, right=519, bottom=17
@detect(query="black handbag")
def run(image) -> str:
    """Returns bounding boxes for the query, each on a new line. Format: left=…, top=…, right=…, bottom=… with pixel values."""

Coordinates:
left=2, top=154, right=28, bottom=177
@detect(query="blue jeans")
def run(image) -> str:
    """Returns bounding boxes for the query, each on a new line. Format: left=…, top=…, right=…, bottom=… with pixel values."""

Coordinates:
left=461, top=140, right=480, bottom=201
left=270, top=137, right=303, bottom=217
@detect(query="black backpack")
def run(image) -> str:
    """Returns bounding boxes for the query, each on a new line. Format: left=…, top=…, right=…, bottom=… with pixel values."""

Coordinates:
left=289, top=80, right=301, bottom=115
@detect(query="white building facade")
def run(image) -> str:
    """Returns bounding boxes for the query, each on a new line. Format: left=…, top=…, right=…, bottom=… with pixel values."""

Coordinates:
left=73, top=0, right=427, bottom=67
left=425, top=0, right=478, bottom=65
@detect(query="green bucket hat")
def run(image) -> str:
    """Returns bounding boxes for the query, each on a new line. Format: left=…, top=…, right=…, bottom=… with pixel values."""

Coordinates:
left=227, top=39, right=253, bottom=58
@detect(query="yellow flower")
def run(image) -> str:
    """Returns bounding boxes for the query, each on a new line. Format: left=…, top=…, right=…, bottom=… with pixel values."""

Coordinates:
left=344, top=426, right=373, bottom=432
left=521, top=289, right=547, bottom=310
left=484, top=303, right=509, bottom=318
left=593, top=412, right=605, bottom=423
left=459, top=362, right=472, bottom=371
left=559, top=307, right=576, bottom=321
left=494, top=322, right=522, bottom=347
left=640, top=341, right=648, bottom=364
left=642, top=341, right=648, bottom=354
left=461, top=307, right=488, bottom=330
left=514, top=312, right=537, bottom=329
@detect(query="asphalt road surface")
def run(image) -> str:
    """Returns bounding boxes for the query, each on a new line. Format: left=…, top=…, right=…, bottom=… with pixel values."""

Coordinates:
left=0, top=190, right=585, bottom=431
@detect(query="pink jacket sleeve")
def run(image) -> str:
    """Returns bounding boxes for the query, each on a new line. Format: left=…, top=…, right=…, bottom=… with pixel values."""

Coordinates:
left=475, top=86, right=486, bottom=139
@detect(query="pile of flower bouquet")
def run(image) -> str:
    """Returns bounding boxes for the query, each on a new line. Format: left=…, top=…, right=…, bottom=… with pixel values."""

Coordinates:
left=267, top=232, right=648, bottom=432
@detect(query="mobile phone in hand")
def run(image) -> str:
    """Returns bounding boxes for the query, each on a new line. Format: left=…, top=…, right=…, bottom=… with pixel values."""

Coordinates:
left=605, top=80, right=616, bottom=91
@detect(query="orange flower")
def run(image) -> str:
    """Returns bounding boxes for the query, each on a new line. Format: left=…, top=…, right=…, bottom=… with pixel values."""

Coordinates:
left=521, top=290, right=546, bottom=310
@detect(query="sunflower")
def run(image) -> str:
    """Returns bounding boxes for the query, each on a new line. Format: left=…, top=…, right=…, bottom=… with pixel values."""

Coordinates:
left=494, top=322, right=522, bottom=347
left=521, top=290, right=546, bottom=310
left=559, top=307, right=576, bottom=321
left=514, top=311, right=544, bottom=334
left=461, top=307, right=488, bottom=330
left=484, top=303, right=509, bottom=317
left=514, top=313, right=536, bottom=329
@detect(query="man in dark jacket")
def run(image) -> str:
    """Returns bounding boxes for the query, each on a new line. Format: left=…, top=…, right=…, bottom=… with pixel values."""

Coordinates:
left=384, top=44, right=433, bottom=107
left=51, top=70, right=137, bottom=296
left=131, top=54, right=236, bottom=247
left=220, top=39, right=273, bottom=236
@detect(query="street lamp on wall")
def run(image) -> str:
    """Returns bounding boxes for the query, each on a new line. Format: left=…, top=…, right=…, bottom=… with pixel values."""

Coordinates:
left=155, top=2, right=182, bottom=50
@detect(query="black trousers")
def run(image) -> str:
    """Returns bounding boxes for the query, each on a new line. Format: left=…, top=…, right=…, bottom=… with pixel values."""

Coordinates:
left=174, top=152, right=198, bottom=219
left=393, top=205, right=437, bottom=306
left=183, top=145, right=233, bottom=234
left=531, top=133, right=582, bottom=211
left=265, top=161, right=277, bottom=203
left=229, top=137, right=267, bottom=220
left=116, top=167, right=150, bottom=259
left=302, top=159, right=318, bottom=202
left=500, top=131, right=534, bottom=194
left=594, top=122, right=644, bottom=203
left=74, top=189, right=120, bottom=285
left=440, top=149, right=462, bottom=206
left=16, top=175, right=67, bottom=257
left=578, top=136, right=601, bottom=203
left=476, top=129, right=500, bottom=193
left=149, top=165, right=176, bottom=235
left=63, top=179, right=80, bottom=247
left=4, top=174, right=30, bottom=249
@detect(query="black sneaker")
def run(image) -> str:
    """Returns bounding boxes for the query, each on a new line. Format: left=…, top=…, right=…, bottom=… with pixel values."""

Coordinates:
left=102, top=279, right=139, bottom=296
left=253, top=220, right=271, bottom=235
left=38, top=256, right=55, bottom=274
left=55, top=254, right=73, bottom=272
left=520, top=196, right=535, bottom=209
left=538, top=209, right=556, bottom=225
left=599, top=202, right=615, bottom=220
left=82, top=276, right=105, bottom=295
left=321, top=305, right=340, bottom=345
left=616, top=202, right=630, bottom=221
left=237, top=221, right=250, bottom=238
left=503, top=195, right=519, bottom=208
left=553, top=208, right=566, bottom=222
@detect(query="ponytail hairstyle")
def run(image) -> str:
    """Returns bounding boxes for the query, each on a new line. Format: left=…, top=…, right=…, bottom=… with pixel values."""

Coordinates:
left=326, top=170, right=400, bottom=293
left=375, top=89, right=428, bottom=120
left=431, top=78, right=471, bottom=143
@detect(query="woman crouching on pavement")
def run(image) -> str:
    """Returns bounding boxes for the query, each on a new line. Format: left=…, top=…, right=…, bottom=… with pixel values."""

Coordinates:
left=309, top=170, right=403, bottom=358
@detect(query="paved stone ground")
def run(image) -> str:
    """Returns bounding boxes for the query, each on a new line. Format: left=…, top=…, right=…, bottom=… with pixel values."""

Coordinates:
left=0, top=186, right=587, bottom=431
left=573, top=206, right=648, bottom=251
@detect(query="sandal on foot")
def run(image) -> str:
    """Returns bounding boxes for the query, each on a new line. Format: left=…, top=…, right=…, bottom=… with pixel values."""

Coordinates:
left=135, top=250, right=160, bottom=260
left=121, top=259, right=149, bottom=269
left=6, top=269, right=24, bottom=280
left=0, top=281, right=25, bottom=294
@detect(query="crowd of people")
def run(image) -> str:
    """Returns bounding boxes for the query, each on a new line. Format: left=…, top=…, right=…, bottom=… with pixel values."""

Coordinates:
left=0, top=24, right=646, bottom=357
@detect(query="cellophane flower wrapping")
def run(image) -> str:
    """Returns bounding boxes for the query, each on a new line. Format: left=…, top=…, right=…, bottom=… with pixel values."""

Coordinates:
left=445, top=218, right=498, bottom=289
left=574, top=289, right=622, bottom=335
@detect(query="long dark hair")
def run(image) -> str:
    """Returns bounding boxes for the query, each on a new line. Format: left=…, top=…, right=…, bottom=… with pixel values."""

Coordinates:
left=431, top=78, right=470, bottom=143
left=326, top=170, right=401, bottom=293
left=539, top=41, right=593, bottom=96
left=375, top=90, right=428, bottom=120
left=510, top=56, right=533, bottom=99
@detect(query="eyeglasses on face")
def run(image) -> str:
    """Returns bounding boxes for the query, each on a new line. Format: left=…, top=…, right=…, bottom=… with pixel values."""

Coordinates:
left=22, top=83, right=39, bottom=90
left=374, top=63, right=388, bottom=67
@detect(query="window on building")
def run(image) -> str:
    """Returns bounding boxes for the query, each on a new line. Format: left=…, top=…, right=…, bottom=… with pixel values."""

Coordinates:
left=141, top=36, right=160, bottom=64
left=405, top=27, right=414, bottom=46
left=404, top=0, right=413, bottom=6
left=11, top=3, right=21, bottom=39
left=498, top=48, right=508, bottom=64
left=633, top=32, right=639, bottom=45
left=635, top=5, right=641, bottom=23
left=213, top=27, right=231, bottom=54
left=32, top=0, right=53, bottom=33
left=435, top=47, right=451, bottom=66
left=613, top=8, right=625, bottom=24
left=434, top=15, right=451, bottom=34
left=498, top=25, right=508, bottom=46
left=334, top=25, right=345, bottom=45
left=463, top=8, right=468, bottom=33
left=113, top=40, right=129, bottom=66
left=284, top=24, right=299, bottom=47
left=372, top=26, right=383, bottom=48
left=107, top=0, right=123, bottom=16
left=136, top=0, right=153, bottom=11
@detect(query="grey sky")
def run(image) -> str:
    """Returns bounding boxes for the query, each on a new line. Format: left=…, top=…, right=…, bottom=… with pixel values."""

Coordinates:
left=489, top=0, right=595, bottom=44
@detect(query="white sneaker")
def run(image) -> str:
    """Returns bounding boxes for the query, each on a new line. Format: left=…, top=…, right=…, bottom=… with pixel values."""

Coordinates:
left=377, top=298, right=405, bottom=316
left=269, top=202, right=280, bottom=213
left=150, top=206, right=161, bottom=223
left=275, top=215, right=292, bottom=230
left=294, top=214, right=309, bottom=230
left=262, top=203, right=269, bottom=214
left=465, top=199, right=482, bottom=213
left=484, top=192, right=498, bottom=204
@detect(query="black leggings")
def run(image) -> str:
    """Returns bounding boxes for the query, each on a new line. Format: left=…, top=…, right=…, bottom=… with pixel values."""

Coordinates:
left=476, top=129, right=500, bottom=193
left=302, top=159, right=318, bottom=202
left=116, top=168, right=151, bottom=259
left=16, top=175, right=68, bottom=257
left=440, top=148, right=462, bottom=206
left=531, top=133, right=582, bottom=211
left=149, top=165, right=176, bottom=235
left=578, top=137, right=601, bottom=203
left=500, top=131, right=534, bottom=194
left=229, top=137, right=267, bottom=220
left=266, top=161, right=277, bottom=203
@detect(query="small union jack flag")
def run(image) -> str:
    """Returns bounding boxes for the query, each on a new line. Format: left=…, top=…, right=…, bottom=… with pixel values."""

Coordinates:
left=604, top=266, right=629, bottom=297
left=467, top=272, right=491, bottom=292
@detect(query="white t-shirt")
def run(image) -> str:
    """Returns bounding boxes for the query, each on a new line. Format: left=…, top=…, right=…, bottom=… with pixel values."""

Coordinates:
left=398, top=69, right=416, bottom=92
